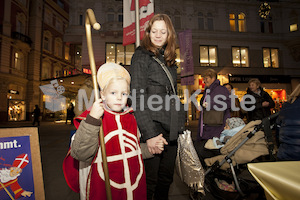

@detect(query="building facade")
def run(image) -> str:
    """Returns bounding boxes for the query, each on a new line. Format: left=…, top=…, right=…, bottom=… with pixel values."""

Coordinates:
left=0, top=0, right=76, bottom=122
left=64, top=0, right=300, bottom=120
left=1, top=0, right=300, bottom=122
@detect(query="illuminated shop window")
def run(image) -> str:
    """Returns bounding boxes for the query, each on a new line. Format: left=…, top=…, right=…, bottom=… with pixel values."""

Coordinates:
left=232, top=47, right=249, bottom=67
left=106, top=43, right=135, bottom=66
left=263, top=48, right=279, bottom=68
left=176, top=48, right=181, bottom=74
left=125, top=45, right=134, bottom=65
left=200, top=46, right=218, bottom=67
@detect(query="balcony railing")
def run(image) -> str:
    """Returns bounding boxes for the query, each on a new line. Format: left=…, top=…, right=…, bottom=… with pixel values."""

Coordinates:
left=11, top=32, right=32, bottom=45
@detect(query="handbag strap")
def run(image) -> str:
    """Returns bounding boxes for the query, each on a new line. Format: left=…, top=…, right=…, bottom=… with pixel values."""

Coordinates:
left=152, top=56, right=176, bottom=94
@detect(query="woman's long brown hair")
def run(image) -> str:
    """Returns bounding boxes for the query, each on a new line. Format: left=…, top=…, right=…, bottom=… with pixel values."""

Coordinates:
left=141, top=14, right=177, bottom=67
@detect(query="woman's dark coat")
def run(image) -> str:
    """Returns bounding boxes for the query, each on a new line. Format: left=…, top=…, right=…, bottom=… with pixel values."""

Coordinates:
left=245, top=87, right=275, bottom=122
left=197, top=79, right=231, bottom=140
left=130, top=46, right=185, bottom=142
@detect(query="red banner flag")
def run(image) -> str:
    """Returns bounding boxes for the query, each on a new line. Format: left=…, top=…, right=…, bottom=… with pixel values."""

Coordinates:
left=123, top=0, right=154, bottom=46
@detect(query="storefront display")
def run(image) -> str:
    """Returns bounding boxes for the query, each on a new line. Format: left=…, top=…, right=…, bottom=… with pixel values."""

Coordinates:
left=8, top=100, right=26, bottom=121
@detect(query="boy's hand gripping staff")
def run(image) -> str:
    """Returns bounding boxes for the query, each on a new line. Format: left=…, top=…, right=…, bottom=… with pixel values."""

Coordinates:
left=85, top=9, right=112, bottom=200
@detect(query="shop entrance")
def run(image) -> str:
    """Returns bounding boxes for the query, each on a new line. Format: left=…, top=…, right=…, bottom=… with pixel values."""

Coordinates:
left=8, top=100, right=26, bottom=121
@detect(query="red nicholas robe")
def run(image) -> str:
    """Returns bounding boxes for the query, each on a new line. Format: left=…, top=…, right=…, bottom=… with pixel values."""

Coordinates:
left=0, top=178, right=24, bottom=199
left=63, top=107, right=146, bottom=200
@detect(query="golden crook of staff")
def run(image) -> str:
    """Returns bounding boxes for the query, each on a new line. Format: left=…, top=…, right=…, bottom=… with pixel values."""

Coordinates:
left=85, top=8, right=112, bottom=200
left=0, top=181, right=15, bottom=200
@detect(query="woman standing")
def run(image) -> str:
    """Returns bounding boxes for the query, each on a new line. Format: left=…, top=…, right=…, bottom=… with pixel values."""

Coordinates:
left=244, top=78, right=275, bottom=122
left=197, top=69, right=231, bottom=140
left=195, top=69, right=231, bottom=167
left=130, top=14, right=185, bottom=200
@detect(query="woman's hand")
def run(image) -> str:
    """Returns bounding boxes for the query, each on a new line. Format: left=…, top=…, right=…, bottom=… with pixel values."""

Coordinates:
left=146, top=134, right=168, bottom=154
left=89, top=98, right=104, bottom=119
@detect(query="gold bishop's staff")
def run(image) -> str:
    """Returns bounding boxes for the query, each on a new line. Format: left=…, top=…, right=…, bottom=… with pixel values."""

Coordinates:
left=85, top=8, right=112, bottom=200
left=0, top=181, right=15, bottom=200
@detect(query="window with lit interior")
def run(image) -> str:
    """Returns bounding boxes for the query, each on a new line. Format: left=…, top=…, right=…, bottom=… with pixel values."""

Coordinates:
left=106, top=43, right=135, bottom=66
left=200, top=46, right=218, bottom=67
left=238, top=13, right=246, bottom=32
left=289, top=11, right=298, bottom=32
left=14, top=51, right=24, bottom=71
left=229, top=13, right=246, bottom=32
left=263, top=48, right=279, bottom=68
left=232, top=47, right=249, bottom=67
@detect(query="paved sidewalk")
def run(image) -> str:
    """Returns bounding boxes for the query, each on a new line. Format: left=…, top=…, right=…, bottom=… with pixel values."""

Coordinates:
left=0, top=120, right=200, bottom=200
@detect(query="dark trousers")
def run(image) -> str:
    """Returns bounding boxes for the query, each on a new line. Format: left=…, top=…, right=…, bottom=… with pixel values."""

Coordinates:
left=143, top=123, right=177, bottom=200
left=32, top=117, right=40, bottom=126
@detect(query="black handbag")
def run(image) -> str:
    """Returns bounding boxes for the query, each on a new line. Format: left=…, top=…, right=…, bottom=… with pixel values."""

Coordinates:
left=203, top=110, right=224, bottom=126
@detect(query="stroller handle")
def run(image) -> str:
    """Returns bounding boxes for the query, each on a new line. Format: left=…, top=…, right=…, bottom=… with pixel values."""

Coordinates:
left=266, top=112, right=279, bottom=121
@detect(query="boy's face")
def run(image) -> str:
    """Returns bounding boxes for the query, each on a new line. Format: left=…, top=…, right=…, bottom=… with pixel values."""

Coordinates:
left=101, top=79, right=129, bottom=112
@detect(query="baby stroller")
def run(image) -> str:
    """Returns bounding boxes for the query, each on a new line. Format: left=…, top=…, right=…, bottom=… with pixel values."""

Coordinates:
left=195, top=113, right=279, bottom=200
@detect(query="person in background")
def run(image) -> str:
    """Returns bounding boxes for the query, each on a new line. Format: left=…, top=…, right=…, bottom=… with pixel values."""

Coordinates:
left=243, top=78, right=275, bottom=123
left=130, top=14, right=185, bottom=200
left=276, top=83, right=300, bottom=161
left=197, top=69, right=231, bottom=140
left=66, top=103, right=75, bottom=124
left=223, top=83, right=244, bottom=119
left=194, top=68, right=231, bottom=168
left=32, top=105, right=40, bottom=126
